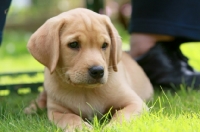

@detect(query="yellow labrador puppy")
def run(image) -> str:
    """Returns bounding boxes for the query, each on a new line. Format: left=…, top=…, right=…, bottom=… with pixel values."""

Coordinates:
left=25, top=8, right=153, bottom=131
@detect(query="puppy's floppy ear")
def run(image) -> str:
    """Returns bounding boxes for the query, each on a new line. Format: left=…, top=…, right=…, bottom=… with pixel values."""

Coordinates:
left=27, top=17, right=65, bottom=73
left=104, top=16, right=122, bottom=72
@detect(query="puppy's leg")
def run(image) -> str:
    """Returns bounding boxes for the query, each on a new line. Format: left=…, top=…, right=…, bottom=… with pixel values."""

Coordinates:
left=48, top=111, right=92, bottom=132
left=24, top=90, right=47, bottom=114
left=110, top=102, right=147, bottom=123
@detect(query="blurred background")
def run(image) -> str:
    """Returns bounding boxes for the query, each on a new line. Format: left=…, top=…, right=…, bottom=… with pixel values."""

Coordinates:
left=0, top=0, right=199, bottom=94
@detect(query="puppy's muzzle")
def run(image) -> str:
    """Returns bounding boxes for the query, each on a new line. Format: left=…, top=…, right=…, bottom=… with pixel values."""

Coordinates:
left=89, top=66, right=104, bottom=79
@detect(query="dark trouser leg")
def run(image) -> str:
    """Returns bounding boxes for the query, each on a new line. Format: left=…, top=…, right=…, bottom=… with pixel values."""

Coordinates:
left=0, top=0, right=12, bottom=45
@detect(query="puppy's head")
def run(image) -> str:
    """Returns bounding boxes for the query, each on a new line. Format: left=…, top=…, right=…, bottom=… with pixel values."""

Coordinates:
left=27, top=8, right=122, bottom=87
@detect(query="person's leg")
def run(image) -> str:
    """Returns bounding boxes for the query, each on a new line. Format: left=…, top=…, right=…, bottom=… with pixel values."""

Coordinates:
left=0, top=0, right=12, bottom=45
left=129, top=0, right=200, bottom=89
left=129, top=0, right=200, bottom=40
left=130, top=33, right=174, bottom=58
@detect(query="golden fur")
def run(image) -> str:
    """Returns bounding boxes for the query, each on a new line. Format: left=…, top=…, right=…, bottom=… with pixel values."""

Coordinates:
left=24, top=8, right=153, bottom=131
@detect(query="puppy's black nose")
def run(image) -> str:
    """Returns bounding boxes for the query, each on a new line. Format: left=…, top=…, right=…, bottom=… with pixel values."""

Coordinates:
left=89, top=66, right=104, bottom=79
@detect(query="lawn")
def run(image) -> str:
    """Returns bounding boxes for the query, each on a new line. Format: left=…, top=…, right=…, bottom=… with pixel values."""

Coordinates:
left=0, top=27, right=200, bottom=131
left=1, top=89, right=200, bottom=132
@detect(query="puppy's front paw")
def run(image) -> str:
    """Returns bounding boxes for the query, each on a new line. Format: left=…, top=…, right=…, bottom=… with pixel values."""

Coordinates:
left=65, top=122, right=93, bottom=132
left=24, top=101, right=38, bottom=114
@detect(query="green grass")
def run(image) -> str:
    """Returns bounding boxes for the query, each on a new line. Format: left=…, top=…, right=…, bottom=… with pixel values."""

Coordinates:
left=0, top=30, right=44, bottom=72
left=1, top=89, right=200, bottom=132
left=0, top=27, right=200, bottom=131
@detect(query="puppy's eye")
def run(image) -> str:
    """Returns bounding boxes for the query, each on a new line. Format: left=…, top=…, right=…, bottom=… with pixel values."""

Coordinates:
left=68, top=42, right=80, bottom=49
left=102, top=42, right=108, bottom=50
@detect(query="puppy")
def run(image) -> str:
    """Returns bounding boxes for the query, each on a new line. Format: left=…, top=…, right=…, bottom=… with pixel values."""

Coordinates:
left=25, top=8, right=153, bottom=131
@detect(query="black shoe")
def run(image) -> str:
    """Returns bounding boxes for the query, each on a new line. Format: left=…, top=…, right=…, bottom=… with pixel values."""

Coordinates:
left=136, top=39, right=200, bottom=90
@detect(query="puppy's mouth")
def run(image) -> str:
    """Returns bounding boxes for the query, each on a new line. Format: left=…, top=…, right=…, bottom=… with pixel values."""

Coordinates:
left=87, top=78, right=106, bottom=85
left=65, top=73, right=107, bottom=89
left=68, top=77, right=106, bottom=87
left=62, top=66, right=107, bottom=87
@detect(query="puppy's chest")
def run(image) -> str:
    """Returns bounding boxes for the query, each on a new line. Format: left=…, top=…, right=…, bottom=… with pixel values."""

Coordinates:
left=58, top=90, right=108, bottom=120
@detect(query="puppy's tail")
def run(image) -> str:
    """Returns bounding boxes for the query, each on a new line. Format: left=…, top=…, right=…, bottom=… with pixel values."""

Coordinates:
left=24, top=90, right=47, bottom=114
